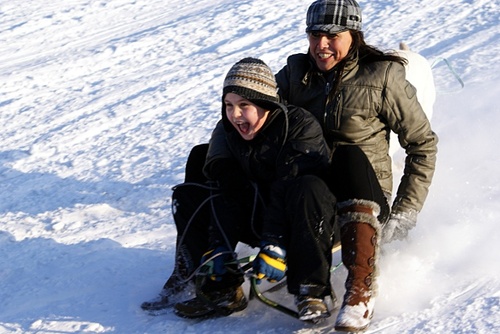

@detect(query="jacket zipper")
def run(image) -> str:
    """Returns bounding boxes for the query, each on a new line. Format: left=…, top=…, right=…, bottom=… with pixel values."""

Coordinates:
left=334, top=93, right=341, bottom=130
left=324, top=81, right=330, bottom=128
left=324, top=81, right=342, bottom=131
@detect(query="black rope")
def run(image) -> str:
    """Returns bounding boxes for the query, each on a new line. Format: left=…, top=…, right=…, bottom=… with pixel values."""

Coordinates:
left=172, top=180, right=261, bottom=284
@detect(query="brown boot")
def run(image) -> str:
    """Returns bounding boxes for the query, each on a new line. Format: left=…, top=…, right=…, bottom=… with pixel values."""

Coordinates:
left=334, top=199, right=381, bottom=333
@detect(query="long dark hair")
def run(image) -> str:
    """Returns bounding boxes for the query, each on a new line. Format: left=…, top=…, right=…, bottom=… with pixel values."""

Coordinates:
left=328, top=30, right=407, bottom=96
left=349, top=30, right=407, bottom=65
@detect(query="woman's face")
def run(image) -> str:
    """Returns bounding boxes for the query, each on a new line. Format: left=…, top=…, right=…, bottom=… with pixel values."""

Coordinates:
left=224, top=92, right=269, bottom=141
left=308, top=30, right=353, bottom=72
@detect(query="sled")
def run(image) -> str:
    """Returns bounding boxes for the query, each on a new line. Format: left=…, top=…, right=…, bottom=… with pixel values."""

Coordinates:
left=195, top=242, right=343, bottom=320
left=248, top=242, right=342, bottom=320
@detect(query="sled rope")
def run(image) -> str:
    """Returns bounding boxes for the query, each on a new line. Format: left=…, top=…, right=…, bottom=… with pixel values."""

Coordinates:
left=174, top=181, right=262, bottom=284
left=246, top=244, right=343, bottom=321
left=250, top=277, right=300, bottom=319
left=431, top=57, right=465, bottom=93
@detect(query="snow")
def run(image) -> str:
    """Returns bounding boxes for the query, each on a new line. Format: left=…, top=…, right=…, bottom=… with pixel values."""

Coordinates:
left=1, top=0, right=499, bottom=333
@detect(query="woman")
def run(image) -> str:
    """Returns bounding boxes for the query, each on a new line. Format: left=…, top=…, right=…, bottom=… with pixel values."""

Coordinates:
left=273, top=0, right=438, bottom=331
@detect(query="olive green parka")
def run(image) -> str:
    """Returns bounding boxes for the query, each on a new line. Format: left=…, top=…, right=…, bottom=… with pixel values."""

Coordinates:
left=275, top=53, right=438, bottom=214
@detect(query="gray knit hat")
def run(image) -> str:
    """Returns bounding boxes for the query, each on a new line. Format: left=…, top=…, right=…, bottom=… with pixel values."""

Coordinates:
left=306, top=0, right=362, bottom=34
left=222, top=57, right=279, bottom=110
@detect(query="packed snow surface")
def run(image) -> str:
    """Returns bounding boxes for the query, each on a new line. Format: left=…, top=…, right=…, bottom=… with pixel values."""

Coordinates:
left=1, top=0, right=499, bottom=333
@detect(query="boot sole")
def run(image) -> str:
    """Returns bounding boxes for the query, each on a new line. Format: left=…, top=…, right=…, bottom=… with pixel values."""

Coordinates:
left=173, top=297, right=248, bottom=319
left=174, top=307, right=217, bottom=319
left=174, top=303, right=248, bottom=319
left=299, top=310, right=331, bottom=322
left=334, top=324, right=369, bottom=332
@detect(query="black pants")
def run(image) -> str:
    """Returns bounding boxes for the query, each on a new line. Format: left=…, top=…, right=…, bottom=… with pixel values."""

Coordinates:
left=168, top=143, right=388, bottom=295
left=168, top=144, right=256, bottom=285
left=210, top=174, right=336, bottom=296
left=273, top=175, right=336, bottom=296
left=182, top=144, right=389, bottom=218
left=329, top=145, right=390, bottom=223
left=172, top=145, right=336, bottom=296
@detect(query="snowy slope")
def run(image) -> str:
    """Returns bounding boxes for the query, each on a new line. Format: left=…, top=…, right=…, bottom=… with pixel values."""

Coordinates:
left=1, top=0, right=499, bottom=333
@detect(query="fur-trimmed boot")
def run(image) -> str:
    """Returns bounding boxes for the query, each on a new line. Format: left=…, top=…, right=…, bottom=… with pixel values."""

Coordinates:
left=334, top=199, right=381, bottom=333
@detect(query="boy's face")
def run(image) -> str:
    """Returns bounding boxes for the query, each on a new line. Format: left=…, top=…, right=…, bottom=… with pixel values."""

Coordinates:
left=308, top=30, right=353, bottom=72
left=224, top=93, right=269, bottom=141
